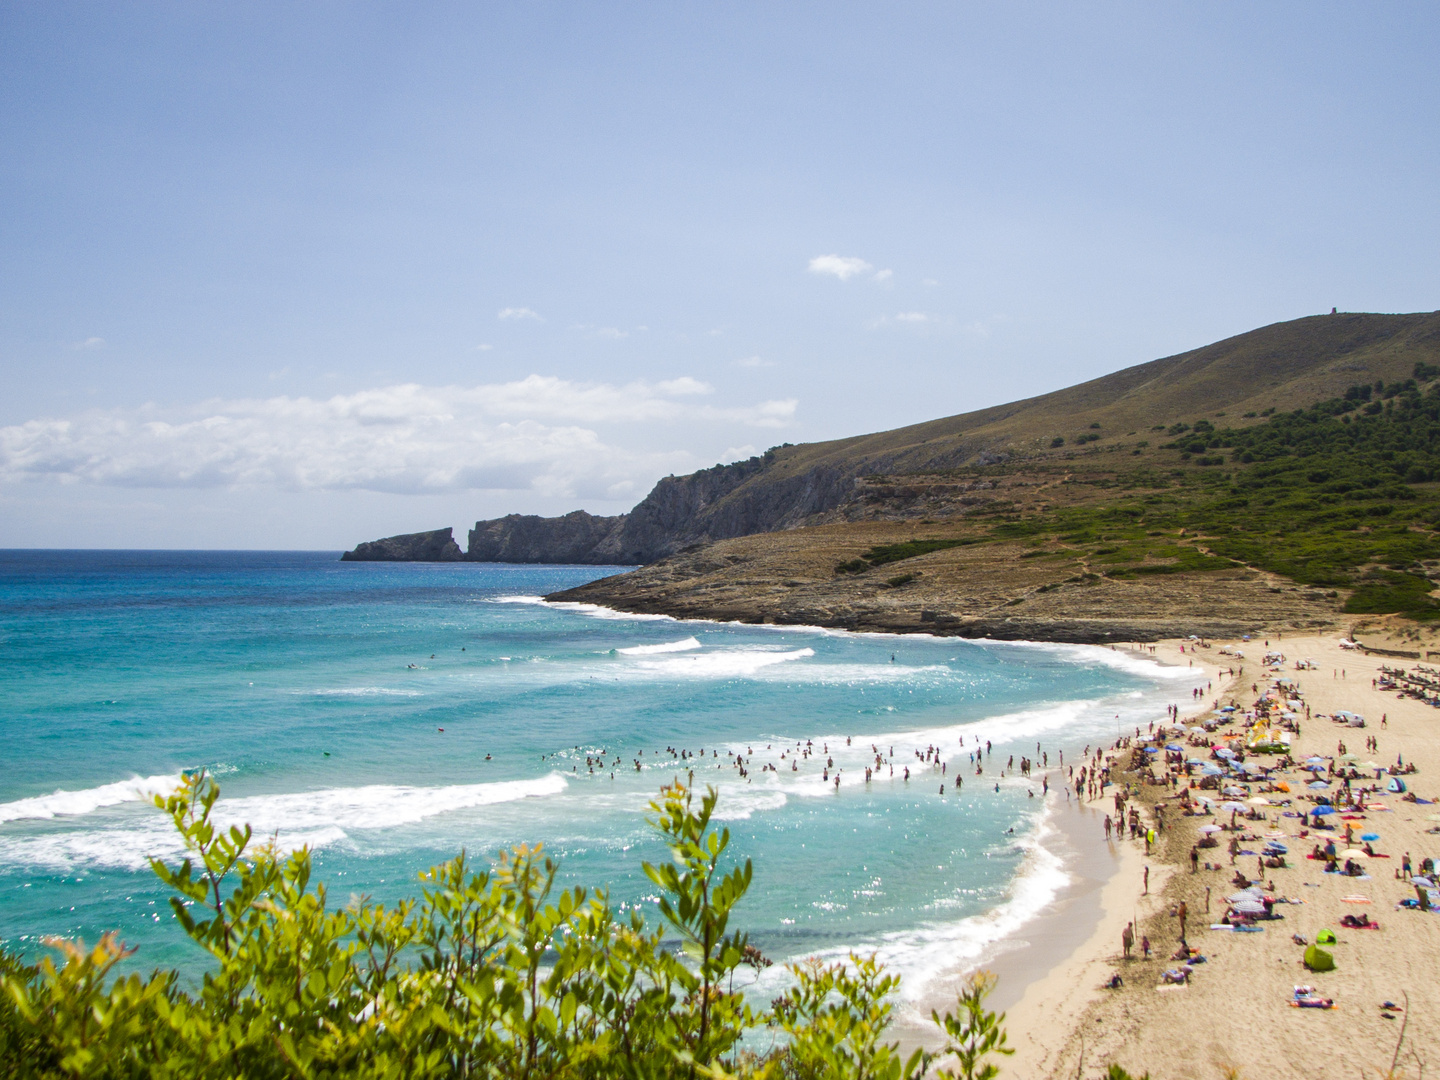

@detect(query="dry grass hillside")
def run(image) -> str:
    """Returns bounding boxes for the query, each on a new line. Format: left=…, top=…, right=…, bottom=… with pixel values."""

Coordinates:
left=749, top=311, right=1440, bottom=485
left=553, top=311, right=1440, bottom=640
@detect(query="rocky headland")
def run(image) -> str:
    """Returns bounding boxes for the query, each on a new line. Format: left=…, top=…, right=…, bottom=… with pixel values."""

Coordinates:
left=339, top=527, right=463, bottom=562
left=341, top=311, right=1440, bottom=642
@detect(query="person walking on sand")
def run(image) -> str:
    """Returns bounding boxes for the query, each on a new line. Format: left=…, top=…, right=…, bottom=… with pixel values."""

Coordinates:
left=1177, top=900, right=1188, bottom=942
left=1190, top=846, right=1199, bottom=874
left=1143, top=865, right=1150, bottom=895
left=1121, top=922, right=1134, bottom=959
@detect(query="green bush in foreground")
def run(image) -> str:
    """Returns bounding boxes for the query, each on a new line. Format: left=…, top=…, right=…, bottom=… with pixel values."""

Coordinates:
left=1, top=772, right=1017, bottom=1079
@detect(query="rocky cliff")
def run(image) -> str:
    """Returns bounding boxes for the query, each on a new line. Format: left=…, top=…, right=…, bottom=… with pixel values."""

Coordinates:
left=467, top=510, right=627, bottom=564
left=459, top=449, right=850, bottom=564
left=341, top=527, right=464, bottom=562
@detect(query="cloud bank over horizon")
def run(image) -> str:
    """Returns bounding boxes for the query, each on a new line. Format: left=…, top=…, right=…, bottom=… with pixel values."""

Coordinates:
left=0, top=376, right=797, bottom=503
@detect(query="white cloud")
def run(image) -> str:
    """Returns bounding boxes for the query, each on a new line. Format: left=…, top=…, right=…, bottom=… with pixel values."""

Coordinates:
left=75, top=337, right=105, bottom=350
left=922, top=278, right=940, bottom=286
left=497, top=307, right=541, bottom=321
left=595, top=327, right=628, bottom=339
left=0, top=376, right=797, bottom=499
left=807, top=254, right=873, bottom=281
left=474, top=343, right=494, bottom=351
left=867, top=312, right=939, bottom=330
left=724, top=444, right=759, bottom=461
left=734, top=355, right=773, bottom=368
left=872, top=269, right=893, bottom=282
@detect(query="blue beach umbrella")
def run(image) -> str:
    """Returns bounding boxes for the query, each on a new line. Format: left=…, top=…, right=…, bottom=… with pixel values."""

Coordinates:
left=1312, top=805, right=1336, bottom=816
left=1202, top=765, right=1223, bottom=776
left=1144, top=746, right=1159, bottom=754
left=1166, top=744, right=1183, bottom=752
left=1360, top=833, right=1379, bottom=842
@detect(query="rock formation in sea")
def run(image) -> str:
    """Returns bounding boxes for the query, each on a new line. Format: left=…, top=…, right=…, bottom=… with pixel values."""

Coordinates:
left=340, top=527, right=464, bottom=562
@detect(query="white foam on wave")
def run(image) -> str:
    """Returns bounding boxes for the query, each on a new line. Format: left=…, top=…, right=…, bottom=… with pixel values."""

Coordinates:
left=0, top=773, right=569, bottom=872
left=617, top=637, right=702, bottom=655
left=997, top=638, right=1198, bottom=682
left=631, top=647, right=814, bottom=679
left=492, top=596, right=675, bottom=621
left=709, top=786, right=788, bottom=821
left=0, top=774, right=184, bottom=824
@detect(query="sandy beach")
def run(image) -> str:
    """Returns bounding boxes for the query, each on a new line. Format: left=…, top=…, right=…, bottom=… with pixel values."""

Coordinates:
left=994, top=634, right=1439, bottom=1079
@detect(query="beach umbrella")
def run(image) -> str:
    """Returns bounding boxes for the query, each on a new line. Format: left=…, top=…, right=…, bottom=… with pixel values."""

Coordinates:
left=1190, top=726, right=1206, bottom=734
left=1248, top=796, right=1271, bottom=805
left=1413, top=876, right=1437, bottom=888
left=1359, top=833, right=1379, bottom=842
left=1308, top=780, right=1330, bottom=790
left=1360, top=761, right=1382, bottom=771
left=1231, top=899, right=1266, bottom=914
left=1144, top=746, right=1159, bottom=754
left=1221, top=801, right=1248, bottom=813
left=1223, top=787, right=1248, bottom=799
left=1166, top=744, right=1183, bottom=752
left=1216, top=748, right=1236, bottom=758
left=1312, top=805, right=1336, bottom=816
left=1220, top=706, right=1237, bottom=713
left=1187, top=758, right=1206, bottom=766
left=1198, top=823, right=1223, bottom=834
left=1339, top=848, right=1370, bottom=859
left=1305, top=756, right=1326, bottom=765
left=1202, top=765, right=1223, bottom=776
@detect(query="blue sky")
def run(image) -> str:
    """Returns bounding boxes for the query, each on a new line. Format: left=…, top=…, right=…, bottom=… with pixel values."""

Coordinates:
left=2, top=2, right=1437, bottom=548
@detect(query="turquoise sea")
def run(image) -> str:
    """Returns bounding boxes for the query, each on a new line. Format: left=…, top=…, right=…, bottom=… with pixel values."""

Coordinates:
left=0, top=550, right=1201, bottom=1006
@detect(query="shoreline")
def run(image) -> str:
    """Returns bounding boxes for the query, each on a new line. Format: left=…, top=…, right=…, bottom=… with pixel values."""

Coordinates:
left=999, top=641, right=1231, bottom=1076
left=534, top=593, right=1237, bottom=1056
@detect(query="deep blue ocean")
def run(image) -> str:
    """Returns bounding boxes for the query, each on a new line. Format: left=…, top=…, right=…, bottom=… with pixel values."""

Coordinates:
left=0, top=550, right=1201, bottom=1005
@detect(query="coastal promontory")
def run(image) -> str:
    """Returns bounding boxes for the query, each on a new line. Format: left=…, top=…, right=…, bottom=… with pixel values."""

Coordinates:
left=340, top=527, right=464, bottom=562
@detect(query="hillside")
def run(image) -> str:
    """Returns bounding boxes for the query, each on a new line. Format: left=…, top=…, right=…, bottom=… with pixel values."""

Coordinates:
left=641, top=310, right=1440, bottom=541
left=344, top=310, right=1440, bottom=568
left=553, top=343, right=1440, bottom=639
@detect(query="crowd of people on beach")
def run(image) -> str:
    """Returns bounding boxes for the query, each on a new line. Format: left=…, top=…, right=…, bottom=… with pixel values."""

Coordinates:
left=1076, top=640, right=1438, bottom=1012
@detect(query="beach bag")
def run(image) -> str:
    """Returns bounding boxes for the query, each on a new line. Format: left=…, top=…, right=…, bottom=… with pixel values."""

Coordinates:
left=1304, top=945, right=1335, bottom=971
left=1315, top=928, right=1336, bottom=944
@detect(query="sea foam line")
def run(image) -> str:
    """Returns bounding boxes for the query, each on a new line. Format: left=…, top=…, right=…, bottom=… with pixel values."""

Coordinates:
left=616, top=637, right=702, bottom=655
left=0, top=773, right=571, bottom=872
left=0, top=774, right=184, bottom=824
